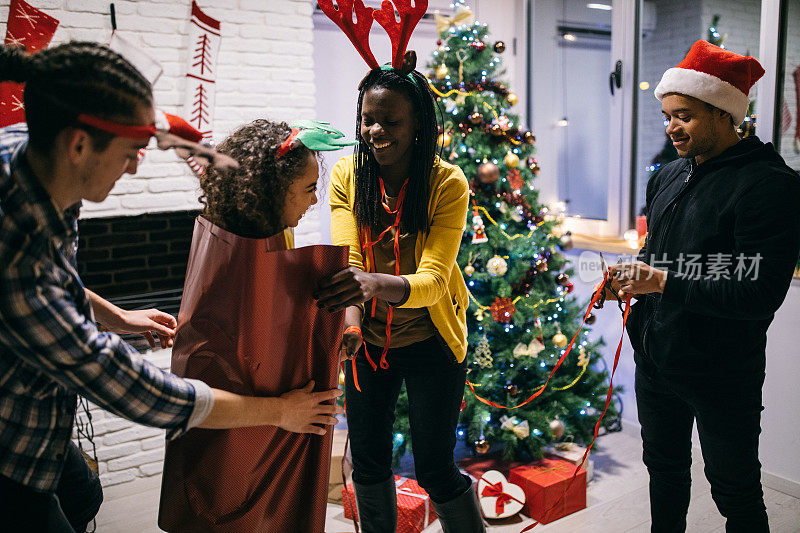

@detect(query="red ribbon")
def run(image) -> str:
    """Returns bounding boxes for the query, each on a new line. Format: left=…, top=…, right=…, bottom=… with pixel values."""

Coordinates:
left=466, top=272, right=610, bottom=410
left=76, top=113, right=157, bottom=139
left=520, top=287, right=632, bottom=531
left=480, top=479, right=525, bottom=515
left=355, top=178, right=408, bottom=383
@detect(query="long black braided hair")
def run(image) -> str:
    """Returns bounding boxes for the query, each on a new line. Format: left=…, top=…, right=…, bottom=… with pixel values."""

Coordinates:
left=354, top=68, right=444, bottom=235
left=0, top=41, right=153, bottom=152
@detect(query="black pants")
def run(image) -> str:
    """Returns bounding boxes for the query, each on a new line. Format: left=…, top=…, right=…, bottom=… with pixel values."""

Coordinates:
left=0, top=441, right=103, bottom=532
left=635, top=366, right=768, bottom=532
left=345, top=337, right=470, bottom=504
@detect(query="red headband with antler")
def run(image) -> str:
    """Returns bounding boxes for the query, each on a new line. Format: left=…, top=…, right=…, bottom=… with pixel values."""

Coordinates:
left=318, top=0, right=428, bottom=71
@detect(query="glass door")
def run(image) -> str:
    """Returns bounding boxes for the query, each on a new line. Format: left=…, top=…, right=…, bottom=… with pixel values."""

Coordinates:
left=529, top=0, right=637, bottom=236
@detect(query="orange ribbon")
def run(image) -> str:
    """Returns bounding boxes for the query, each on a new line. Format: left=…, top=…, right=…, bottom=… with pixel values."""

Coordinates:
left=343, top=326, right=364, bottom=392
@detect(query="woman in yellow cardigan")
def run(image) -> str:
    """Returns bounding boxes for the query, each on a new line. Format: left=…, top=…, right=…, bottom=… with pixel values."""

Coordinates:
left=314, top=63, right=485, bottom=532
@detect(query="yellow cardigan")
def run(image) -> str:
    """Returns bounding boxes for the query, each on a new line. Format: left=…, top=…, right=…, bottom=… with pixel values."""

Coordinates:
left=329, top=155, right=470, bottom=362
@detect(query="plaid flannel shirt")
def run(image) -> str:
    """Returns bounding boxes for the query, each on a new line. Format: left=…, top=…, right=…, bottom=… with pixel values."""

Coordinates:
left=0, top=125, right=200, bottom=491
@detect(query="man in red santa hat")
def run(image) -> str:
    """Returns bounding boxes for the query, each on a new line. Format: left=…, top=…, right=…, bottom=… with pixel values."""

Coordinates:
left=604, top=40, right=800, bottom=532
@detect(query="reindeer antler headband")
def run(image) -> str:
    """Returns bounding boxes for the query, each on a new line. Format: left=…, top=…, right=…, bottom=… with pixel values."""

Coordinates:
left=318, top=0, right=428, bottom=85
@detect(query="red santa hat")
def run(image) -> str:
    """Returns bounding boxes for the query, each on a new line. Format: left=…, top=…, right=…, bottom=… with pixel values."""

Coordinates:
left=654, top=40, right=765, bottom=125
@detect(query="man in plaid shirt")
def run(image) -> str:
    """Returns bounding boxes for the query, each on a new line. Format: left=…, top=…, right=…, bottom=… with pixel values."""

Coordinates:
left=0, top=42, right=342, bottom=532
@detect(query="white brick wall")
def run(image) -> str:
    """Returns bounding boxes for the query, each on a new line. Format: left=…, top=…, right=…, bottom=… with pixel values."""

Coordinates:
left=0, top=0, right=318, bottom=237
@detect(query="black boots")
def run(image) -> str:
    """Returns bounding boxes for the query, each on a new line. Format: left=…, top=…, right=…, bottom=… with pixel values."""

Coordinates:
left=354, top=477, right=397, bottom=533
left=354, top=475, right=484, bottom=533
left=432, top=482, right=486, bottom=533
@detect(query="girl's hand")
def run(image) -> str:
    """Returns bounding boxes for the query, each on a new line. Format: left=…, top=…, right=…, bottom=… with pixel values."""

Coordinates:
left=315, top=267, right=381, bottom=312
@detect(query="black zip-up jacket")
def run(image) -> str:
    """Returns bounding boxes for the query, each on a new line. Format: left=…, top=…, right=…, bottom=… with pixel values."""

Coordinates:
left=627, top=136, right=800, bottom=381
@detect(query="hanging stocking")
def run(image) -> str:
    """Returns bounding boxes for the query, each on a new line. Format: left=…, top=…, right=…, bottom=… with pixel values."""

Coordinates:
left=0, top=0, right=59, bottom=127
left=183, top=1, right=221, bottom=174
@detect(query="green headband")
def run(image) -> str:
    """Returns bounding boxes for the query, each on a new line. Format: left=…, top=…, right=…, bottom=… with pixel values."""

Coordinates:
left=276, top=120, right=357, bottom=158
left=380, top=64, right=422, bottom=89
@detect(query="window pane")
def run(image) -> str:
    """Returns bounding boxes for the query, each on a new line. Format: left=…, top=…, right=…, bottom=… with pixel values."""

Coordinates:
left=776, top=0, right=800, bottom=171
left=634, top=0, right=762, bottom=220
left=531, top=0, right=614, bottom=221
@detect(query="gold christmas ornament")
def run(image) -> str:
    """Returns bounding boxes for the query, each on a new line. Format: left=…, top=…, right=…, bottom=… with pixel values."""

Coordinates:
left=549, top=419, right=565, bottom=439
left=501, top=415, right=530, bottom=439
left=489, top=124, right=504, bottom=137
left=437, top=132, right=452, bottom=148
left=505, top=384, right=519, bottom=397
left=504, top=152, right=520, bottom=168
left=468, top=111, right=483, bottom=125
left=552, top=323, right=568, bottom=348
left=475, top=439, right=490, bottom=454
left=464, top=264, right=475, bottom=276
left=506, top=92, right=519, bottom=106
left=475, top=308, right=484, bottom=321
left=474, top=334, right=493, bottom=367
left=493, top=40, right=506, bottom=53
left=552, top=332, right=568, bottom=348
left=435, top=63, right=448, bottom=80
left=486, top=255, right=508, bottom=276
left=512, top=338, right=545, bottom=358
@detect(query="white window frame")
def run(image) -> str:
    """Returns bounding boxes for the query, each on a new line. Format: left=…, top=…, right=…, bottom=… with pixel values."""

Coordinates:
left=548, top=0, right=784, bottom=238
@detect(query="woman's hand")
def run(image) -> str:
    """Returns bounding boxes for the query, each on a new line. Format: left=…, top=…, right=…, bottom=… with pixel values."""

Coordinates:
left=315, top=267, right=382, bottom=312
left=339, top=307, right=364, bottom=364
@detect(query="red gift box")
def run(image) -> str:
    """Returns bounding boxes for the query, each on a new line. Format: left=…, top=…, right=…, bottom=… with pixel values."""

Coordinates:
left=342, top=476, right=437, bottom=533
left=509, top=458, right=586, bottom=524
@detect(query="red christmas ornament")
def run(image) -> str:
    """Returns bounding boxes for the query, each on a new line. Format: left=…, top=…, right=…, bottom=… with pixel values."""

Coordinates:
left=507, top=169, right=524, bottom=190
left=437, top=39, right=442, bottom=45
left=565, top=282, right=575, bottom=293
left=470, top=40, right=487, bottom=52
left=489, top=297, right=516, bottom=323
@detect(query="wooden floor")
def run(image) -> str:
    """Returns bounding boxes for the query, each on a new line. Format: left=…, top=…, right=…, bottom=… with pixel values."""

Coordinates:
left=95, top=428, right=800, bottom=532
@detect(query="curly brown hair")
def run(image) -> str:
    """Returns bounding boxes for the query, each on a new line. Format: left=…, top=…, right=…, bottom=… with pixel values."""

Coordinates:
left=199, top=119, right=314, bottom=238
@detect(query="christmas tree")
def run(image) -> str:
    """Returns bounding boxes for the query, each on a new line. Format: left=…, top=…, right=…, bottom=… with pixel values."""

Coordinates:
left=390, top=2, right=621, bottom=463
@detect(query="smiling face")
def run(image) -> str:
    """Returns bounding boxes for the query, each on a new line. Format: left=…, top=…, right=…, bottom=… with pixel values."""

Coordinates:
left=280, top=150, right=319, bottom=228
left=661, top=93, right=734, bottom=164
left=359, top=86, right=418, bottom=170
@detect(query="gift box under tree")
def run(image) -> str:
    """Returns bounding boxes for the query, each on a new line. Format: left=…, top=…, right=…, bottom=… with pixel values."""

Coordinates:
left=342, top=476, right=437, bottom=533
left=543, top=441, right=594, bottom=482
left=509, top=458, right=586, bottom=524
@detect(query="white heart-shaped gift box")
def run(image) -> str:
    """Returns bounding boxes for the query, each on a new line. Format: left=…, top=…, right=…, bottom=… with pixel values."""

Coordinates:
left=477, top=469, right=526, bottom=519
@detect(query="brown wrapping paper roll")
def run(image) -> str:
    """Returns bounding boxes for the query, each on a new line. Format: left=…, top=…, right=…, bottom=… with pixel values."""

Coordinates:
left=158, top=216, right=347, bottom=533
